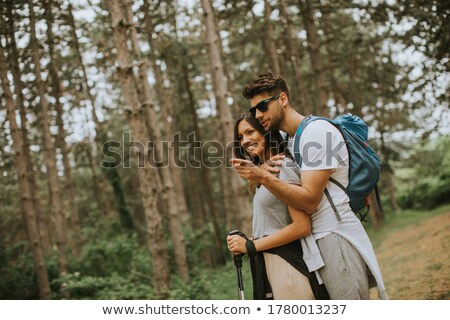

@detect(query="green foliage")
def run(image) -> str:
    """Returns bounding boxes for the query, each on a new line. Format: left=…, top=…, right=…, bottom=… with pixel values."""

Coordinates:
left=168, top=273, right=211, bottom=300
left=49, top=233, right=155, bottom=299
left=397, top=136, right=450, bottom=209
left=78, top=233, right=150, bottom=276
left=0, top=241, right=39, bottom=299
left=58, top=273, right=155, bottom=300
left=200, top=259, right=253, bottom=300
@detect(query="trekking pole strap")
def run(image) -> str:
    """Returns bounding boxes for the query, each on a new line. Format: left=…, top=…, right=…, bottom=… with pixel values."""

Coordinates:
left=245, top=239, right=257, bottom=257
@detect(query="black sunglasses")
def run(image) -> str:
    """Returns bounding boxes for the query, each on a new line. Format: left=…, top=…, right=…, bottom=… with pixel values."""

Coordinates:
left=248, top=94, right=280, bottom=117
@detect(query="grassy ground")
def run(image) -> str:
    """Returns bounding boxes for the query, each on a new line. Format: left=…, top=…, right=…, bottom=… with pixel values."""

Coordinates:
left=204, top=204, right=450, bottom=300
left=367, top=204, right=450, bottom=299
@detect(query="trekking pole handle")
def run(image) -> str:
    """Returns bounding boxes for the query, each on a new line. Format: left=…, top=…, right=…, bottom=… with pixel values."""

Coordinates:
left=228, top=230, right=248, bottom=267
left=228, top=230, right=246, bottom=300
left=228, top=229, right=248, bottom=240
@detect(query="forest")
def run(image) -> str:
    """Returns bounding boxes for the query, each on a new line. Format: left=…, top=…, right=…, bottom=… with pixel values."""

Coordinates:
left=0, top=0, right=449, bottom=300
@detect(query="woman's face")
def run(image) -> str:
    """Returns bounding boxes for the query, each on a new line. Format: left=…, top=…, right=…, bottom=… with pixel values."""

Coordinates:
left=237, top=119, right=265, bottom=158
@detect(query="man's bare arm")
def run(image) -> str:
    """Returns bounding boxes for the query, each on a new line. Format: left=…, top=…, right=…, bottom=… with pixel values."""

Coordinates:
left=259, top=169, right=331, bottom=213
left=232, top=158, right=332, bottom=213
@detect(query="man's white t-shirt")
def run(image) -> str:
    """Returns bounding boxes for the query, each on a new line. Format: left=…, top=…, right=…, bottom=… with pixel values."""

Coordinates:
left=288, top=120, right=389, bottom=299
left=293, top=120, right=351, bottom=239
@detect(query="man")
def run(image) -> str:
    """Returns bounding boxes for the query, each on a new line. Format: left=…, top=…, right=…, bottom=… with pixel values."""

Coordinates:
left=231, top=73, right=387, bottom=299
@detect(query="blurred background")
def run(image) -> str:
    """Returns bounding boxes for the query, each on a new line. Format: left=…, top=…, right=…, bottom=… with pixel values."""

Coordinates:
left=0, top=0, right=449, bottom=299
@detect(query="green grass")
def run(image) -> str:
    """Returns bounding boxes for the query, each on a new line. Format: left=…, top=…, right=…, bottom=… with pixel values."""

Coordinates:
left=203, top=258, right=253, bottom=300
left=365, top=204, right=450, bottom=248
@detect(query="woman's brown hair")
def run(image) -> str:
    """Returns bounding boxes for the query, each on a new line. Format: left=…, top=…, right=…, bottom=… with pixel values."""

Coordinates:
left=233, top=111, right=292, bottom=165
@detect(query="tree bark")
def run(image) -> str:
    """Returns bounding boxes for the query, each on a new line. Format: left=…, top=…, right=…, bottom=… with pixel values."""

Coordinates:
left=181, top=58, right=227, bottom=266
left=141, top=0, right=190, bottom=224
left=6, top=2, right=51, bottom=256
left=299, top=0, right=329, bottom=117
left=124, top=0, right=189, bottom=281
left=368, top=190, right=383, bottom=229
left=45, top=0, right=82, bottom=259
left=28, top=0, right=69, bottom=298
left=263, top=0, right=281, bottom=75
left=0, top=40, right=52, bottom=300
left=66, top=3, right=125, bottom=223
left=201, top=0, right=252, bottom=234
left=106, top=0, right=170, bottom=296
left=279, top=0, right=312, bottom=115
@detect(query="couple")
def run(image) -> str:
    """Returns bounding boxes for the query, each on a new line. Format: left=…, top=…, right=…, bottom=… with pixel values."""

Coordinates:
left=226, top=73, right=388, bottom=300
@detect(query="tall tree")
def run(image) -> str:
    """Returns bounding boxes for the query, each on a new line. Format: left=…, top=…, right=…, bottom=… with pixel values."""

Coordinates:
left=124, top=0, right=189, bottom=280
left=28, top=0, right=69, bottom=296
left=6, top=1, right=51, bottom=255
left=167, top=38, right=228, bottom=266
left=44, top=0, right=82, bottom=258
left=66, top=3, right=133, bottom=229
left=200, top=0, right=252, bottom=233
left=0, top=39, right=52, bottom=300
left=106, top=0, right=170, bottom=295
left=299, top=0, right=329, bottom=117
left=141, top=0, right=190, bottom=224
left=263, top=0, right=281, bottom=75
left=279, top=0, right=311, bottom=115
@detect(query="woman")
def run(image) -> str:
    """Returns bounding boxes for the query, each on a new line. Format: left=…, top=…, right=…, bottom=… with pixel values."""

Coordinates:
left=227, top=111, right=328, bottom=300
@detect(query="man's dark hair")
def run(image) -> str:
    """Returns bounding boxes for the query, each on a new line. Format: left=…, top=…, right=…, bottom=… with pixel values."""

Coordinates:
left=242, top=73, right=290, bottom=100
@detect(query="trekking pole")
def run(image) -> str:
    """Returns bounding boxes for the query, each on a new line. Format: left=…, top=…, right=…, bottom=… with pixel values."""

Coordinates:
left=228, top=230, right=247, bottom=300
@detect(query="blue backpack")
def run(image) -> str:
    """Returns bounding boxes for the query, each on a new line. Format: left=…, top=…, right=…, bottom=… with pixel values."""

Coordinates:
left=293, top=113, right=382, bottom=222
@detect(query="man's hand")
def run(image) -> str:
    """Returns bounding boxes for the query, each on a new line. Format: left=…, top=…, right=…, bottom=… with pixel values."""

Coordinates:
left=230, top=158, right=269, bottom=184
left=247, top=154, right=284, bottom=194
left=260, top=153, right=285, bottom=174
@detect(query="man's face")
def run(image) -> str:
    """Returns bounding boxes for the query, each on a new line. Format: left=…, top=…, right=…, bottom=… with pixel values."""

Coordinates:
left=249, top=93, right=284, bottom=132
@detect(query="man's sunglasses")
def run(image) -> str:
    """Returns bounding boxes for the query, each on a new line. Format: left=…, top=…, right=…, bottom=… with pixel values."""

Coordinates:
left=248, top=94, right=280, bottom=117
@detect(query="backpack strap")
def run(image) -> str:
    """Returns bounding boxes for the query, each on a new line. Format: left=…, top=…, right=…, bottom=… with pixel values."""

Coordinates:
left=374, top=185, right=384, bottom=212
left=324, top=188, right=342, bottom=222
left=329, top=177, right=346, bottom=192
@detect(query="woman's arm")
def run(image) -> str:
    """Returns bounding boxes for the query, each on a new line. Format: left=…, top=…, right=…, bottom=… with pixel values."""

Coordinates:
left=227, top=201, right=311, bottom=254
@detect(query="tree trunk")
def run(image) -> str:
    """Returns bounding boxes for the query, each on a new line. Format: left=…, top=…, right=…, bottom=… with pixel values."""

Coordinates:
left=386, top=170, right=400, bottom=211
left=201, top=0, right=252, bottom=235
left=326, top=47, right=347, bottom=114
left=67, top=3, right=128, bottom=224
left=0, top=41, right=52, bottom=300
left=264, top=0, right=281, bottom=75
left=6, top=2, right=51, bottom=256
left=45, top=0, right=82, bottom=259
left=106, top=0, right=170, bottom=295
left=368, top=190, right=383, bottom=229
left=28, top=0, right=69, bottom=298
left=141, top=0, right=190, bottom=224
left=299, top=0, right=329, bottom=117
left=279, top=0, right=312, bottom=115
left=124, top=0, right=189, bottom=281
left=380, top=132, right=400, bottom=212
left=181, top=60, right=227, bottom=266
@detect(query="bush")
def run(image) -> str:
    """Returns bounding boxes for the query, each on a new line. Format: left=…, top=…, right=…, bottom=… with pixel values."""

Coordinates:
left=0, top=241, right=39, bottom=299
left=397, top=136, right=450, bottom=209
left=59, top=273, right=155, bottom=299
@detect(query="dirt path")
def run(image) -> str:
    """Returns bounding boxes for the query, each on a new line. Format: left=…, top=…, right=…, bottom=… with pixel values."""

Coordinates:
left=371, top=212, right=450, bottom=299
